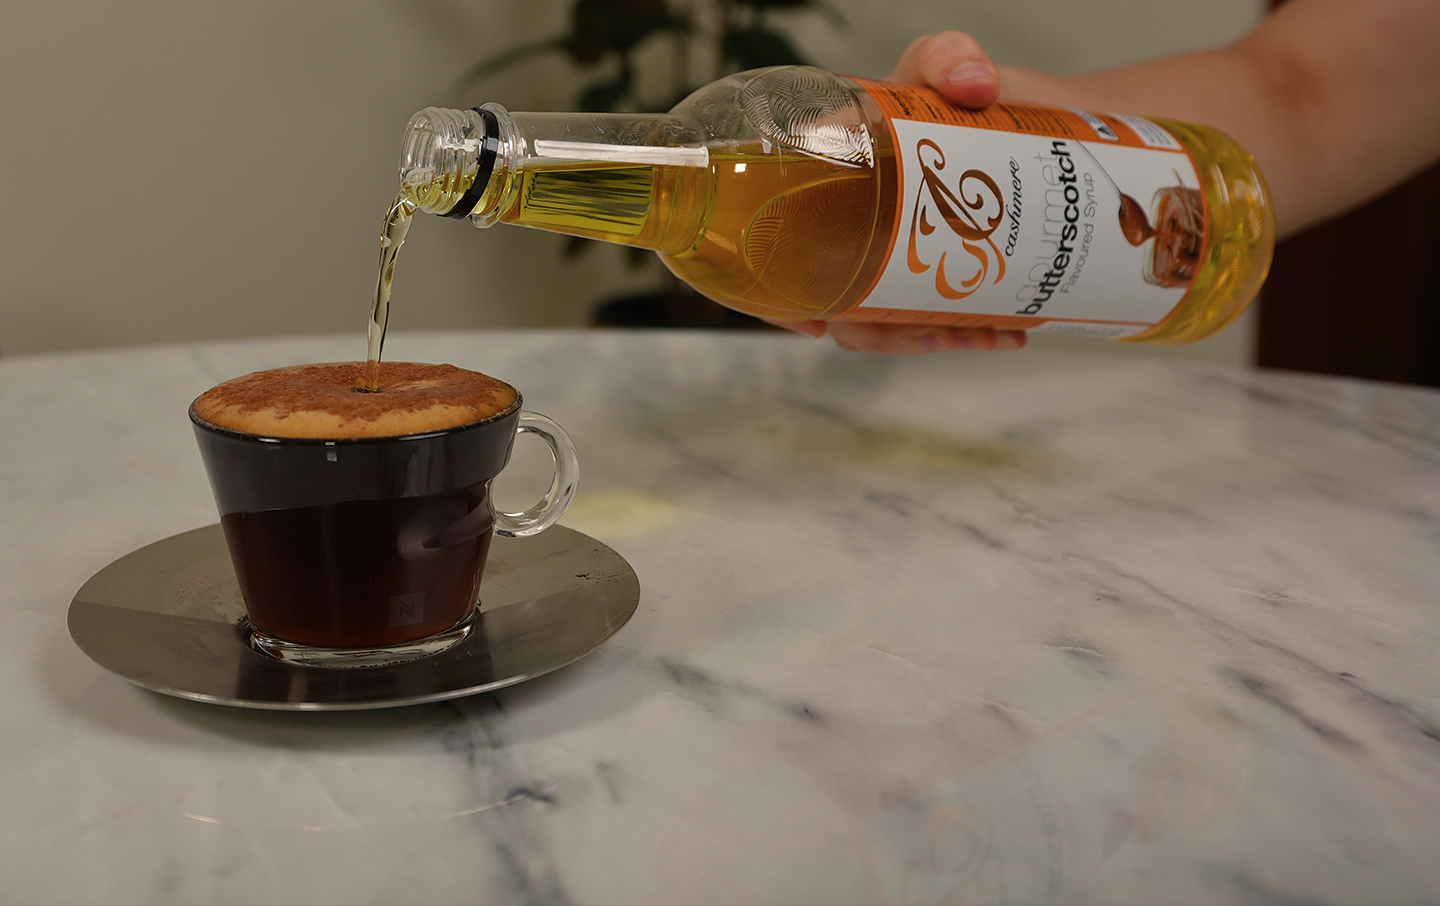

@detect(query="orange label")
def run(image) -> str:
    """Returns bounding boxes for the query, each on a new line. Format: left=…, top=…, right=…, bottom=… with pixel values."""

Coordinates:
left=854, top=78, right=1176, bottom=151
left=842, top=78, right=1207, bottom=338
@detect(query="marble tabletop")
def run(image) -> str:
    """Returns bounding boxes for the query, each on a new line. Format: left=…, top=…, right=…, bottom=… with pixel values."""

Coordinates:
left=2, top=329, right=1438, bottom=906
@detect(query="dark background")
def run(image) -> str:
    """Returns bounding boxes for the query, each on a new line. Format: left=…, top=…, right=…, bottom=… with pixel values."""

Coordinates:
left=1258, top=0, right=1440, bottom=387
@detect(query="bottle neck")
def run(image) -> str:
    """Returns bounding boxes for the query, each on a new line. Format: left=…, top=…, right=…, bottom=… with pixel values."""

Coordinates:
left=399, top=105, right=710, bottom=230
left=399, top=104, right=508, bottom=224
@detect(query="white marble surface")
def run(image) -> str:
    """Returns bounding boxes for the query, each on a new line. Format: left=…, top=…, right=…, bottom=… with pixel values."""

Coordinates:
left=2, top=329, right=1438, bottom=906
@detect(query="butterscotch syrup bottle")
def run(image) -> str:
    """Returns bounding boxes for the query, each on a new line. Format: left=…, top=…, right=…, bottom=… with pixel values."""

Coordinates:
left=400, top=66, right=1273, bottom=343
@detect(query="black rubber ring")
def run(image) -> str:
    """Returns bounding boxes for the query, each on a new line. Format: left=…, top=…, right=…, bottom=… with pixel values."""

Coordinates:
left=441, top=107, right=500, bottom=219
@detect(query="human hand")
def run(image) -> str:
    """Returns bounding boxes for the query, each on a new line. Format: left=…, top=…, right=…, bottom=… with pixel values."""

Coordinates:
left=887, top=30, right=1002, bottom=107
left=771, top=31, right=1026, bottom=354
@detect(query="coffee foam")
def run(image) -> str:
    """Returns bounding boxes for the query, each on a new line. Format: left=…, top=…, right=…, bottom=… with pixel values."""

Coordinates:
left=191, top=362, right=518, bottom=439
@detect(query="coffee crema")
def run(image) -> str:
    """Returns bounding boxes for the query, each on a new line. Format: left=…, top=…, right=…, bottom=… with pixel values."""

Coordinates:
left=192, top=362, right=518, bottom=439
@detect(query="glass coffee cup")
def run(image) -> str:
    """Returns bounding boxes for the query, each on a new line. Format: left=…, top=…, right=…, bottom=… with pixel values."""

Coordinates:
left=189, top=361, right=577, bottom=668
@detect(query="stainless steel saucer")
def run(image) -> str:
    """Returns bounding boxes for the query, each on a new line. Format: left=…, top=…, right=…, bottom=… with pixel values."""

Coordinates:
left=68, top=524, right=640, bottom=711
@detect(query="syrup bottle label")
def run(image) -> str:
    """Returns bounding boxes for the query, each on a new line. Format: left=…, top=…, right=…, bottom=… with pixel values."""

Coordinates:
left=846, top=79, right=1207, bottom=338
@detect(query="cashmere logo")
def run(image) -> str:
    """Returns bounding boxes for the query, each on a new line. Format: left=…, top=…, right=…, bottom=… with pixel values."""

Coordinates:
left=905, top=139, right=1007, bottom=300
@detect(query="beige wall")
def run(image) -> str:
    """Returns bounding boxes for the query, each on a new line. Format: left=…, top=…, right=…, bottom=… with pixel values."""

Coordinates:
left=0, top=0, right=1263, bottom=360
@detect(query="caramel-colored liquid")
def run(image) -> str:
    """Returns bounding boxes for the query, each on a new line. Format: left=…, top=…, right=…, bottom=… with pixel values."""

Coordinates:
left=366, top=193, right=416, bottom=389
left=441, top=95, right=1270, bottom=343
left=492, top=145, right=892, bottom=323
left=1123, top=118, right=1272, bottom=343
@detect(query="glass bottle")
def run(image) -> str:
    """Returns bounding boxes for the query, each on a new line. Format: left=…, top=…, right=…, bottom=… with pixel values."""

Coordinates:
left=398, top=66, right=1273, bottom=343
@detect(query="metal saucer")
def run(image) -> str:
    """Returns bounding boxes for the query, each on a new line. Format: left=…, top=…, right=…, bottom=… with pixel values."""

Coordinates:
left=68, top=524, right=640, bottom=711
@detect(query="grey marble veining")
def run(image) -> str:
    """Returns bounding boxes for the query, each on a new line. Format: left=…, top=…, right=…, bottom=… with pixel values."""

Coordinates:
left=2, top=329, right=1438, bottom=905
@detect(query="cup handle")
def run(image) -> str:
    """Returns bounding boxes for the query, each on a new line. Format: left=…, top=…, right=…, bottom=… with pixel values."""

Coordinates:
left=494, top=411, right=579, bottom=538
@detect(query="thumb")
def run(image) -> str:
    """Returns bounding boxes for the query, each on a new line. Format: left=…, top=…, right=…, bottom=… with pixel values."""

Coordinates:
left=887, top=31, right=1001, bottom=108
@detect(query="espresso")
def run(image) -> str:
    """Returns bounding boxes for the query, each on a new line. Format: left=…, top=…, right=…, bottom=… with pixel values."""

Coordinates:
left=191, top=361, right=524, bottom=653
left=223, top=489, right=494, bottom=649
left=191, top=361, right=517, bottom=439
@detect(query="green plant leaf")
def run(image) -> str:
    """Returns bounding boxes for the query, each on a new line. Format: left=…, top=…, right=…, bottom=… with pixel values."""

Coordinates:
left=722, top=25, right=808, bottom=70
left=625, top=244, right=653, bottom=269
left=562, top=0, right=689, bottom=64
left=732, top=0, right=846, bottom=28
left=655, top=85, right=703, bottom=112
left=579, top=64, right=636, bottom=111
left=452, top=37, right=566, bottom=92
left=562, top=234, right=655, bottom=271
left=733, top=0, right=813, bottom=8
left=562, top=234, right=594, bottom=258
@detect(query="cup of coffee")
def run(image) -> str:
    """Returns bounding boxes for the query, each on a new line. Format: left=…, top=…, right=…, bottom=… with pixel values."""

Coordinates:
left=189, top=361, right=577, bottom=668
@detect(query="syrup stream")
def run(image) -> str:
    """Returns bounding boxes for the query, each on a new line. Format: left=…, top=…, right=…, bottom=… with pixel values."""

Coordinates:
left=365, top=193, right=417, bottom=390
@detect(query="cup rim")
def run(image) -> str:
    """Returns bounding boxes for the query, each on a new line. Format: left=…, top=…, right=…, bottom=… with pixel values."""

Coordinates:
left=187, top=393, right=524, bottom=446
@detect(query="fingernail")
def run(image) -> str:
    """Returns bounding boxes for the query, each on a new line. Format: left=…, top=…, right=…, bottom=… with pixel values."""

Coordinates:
left=954, top=333, right=980, bottom=351
left=922, top=332, right=947, bottom=350
left=945, top=62, right=994, bottom=87
left=994, top=331, right=1026, bottom=351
